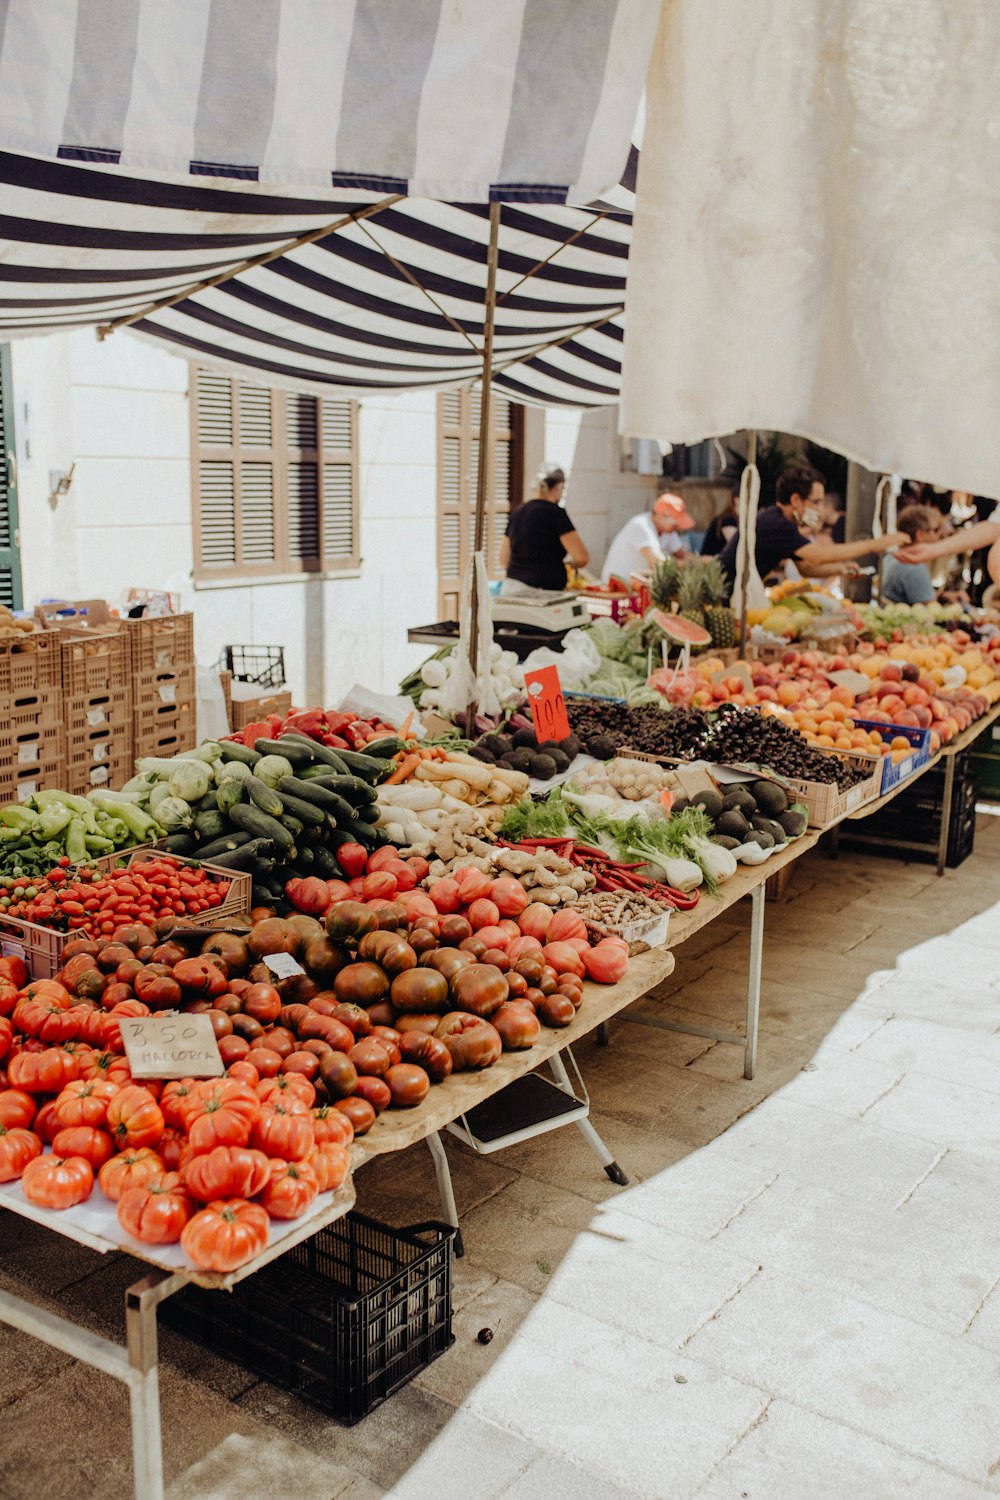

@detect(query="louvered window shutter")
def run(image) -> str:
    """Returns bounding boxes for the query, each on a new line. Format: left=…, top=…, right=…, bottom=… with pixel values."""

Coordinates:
left=192, top=369, right=358, bottom=579
left=0, top=346, right=22, bottom=609
left=436, top=391, right=522, bottom=616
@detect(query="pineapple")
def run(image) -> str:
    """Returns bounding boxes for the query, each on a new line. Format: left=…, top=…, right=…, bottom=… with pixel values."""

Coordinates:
left=677, top=563, right=707, bottom=626
left=703, top=557, right=737, bottom=648
left=650, top=556, right=681, bottom=609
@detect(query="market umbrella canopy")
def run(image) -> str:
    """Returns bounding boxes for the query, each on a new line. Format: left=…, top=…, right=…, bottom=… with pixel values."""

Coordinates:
left=0, top=149, right=632, bottom=406
left=619, top=0, right=1000, bottom=497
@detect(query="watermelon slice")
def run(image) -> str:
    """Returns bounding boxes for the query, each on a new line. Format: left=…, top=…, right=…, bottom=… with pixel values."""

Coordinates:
left=652, top=608, right=712, bottom=647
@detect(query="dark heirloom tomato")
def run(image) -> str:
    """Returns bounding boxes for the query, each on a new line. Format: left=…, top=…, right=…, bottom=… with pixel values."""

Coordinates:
left=459, top=935, right=489, bottom=959
left=479, top=948, right=510, bottom=973
left=537, top=993, right=575, bottom=1028
left=514, top=956, right=544, bottom=986
left=326, top=901, right=378, bottom=943
left=491, top=1001, right=541, bottom=1051
left=440, top=915, right=472, bottom=945
left=96, top=943, right=135, bottom=975
left=408, top=929, right=438, bottom=958
left=348, top=1039, right=392, bottom=1079
left=297, top=1012, right=354, bottom=1053
left=307, top=993, right=341, bottom=1017
left=353, top=1075, right=391, bottom=1113
left=260, top=1026, right=296, bottom=1058
left=204, top=1010, right=233, bottom=1040
left=505, top=971, right=528, bottom=1000
left=279, top=1003, right=310, bottom=1033
left=173, top=957, right=229, bottom=998
left=231, top=1014, right=265, bottom=1043
left=423, top=948, right=474, bottom=983
left=244, top=1047, right=283, bottom=1078
left=390, top=968, right=448, bottom=1015
left=395, top=1013, right=441, bottom=1036
left=449, top=964, right=508, bottom=1019
left=318, top=1050, right=358, bottom=1099
left=282, top=1050, right=320, bottom=1082
left=366, top=1002, right=396, bottom=1029
left=331, top=1003, right=371, bottom=1039
left=385, top=1063, right=429, bottom=1108
left=285, top=913, right=325, bottom=943
left=201, top=933, right=250, bottom=974
left=522, top=988, right=545, bottom=1011
left=217, top=1035, right=250, bottom=1066
left=358, top=931, right=417, bottom=977
left=334, top=1096, right=376, bottom=1135
left=151, top=942, right=187, bottom=968
left=214, top=993, right=243, bottom=1017
left=134, top=968, right=182, bottom=1010
left=247, top=918, right=301, bottom=959
left=435, top=1012, right=502, bottom=1071
left=374, top=902, right=408, bottom=932
left=243, top=984, right=282, bottom=1025
left=334, top=963, right=389, bottom=1007
left=398, top=1031, right=453, bottom=1083
left=300, top=1038, right=334, bottom=1060
left=302, top=936, right=348, bottom=984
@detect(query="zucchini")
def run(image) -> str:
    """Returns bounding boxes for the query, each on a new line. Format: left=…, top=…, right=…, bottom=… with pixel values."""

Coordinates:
left=196, top=830, right=254, bottom=861
left=228, top=801, right=295, bottom=854
left=206, top=837, right=275, bottom=871
left=252, top=882, right=276, bottom=907
left=219, top=742, right=260, bottom=766
left=245, top=775, right=284, bottom=818
left=334, top=812, right=382, bottom=847
left=216, top=779, right=245, bottom=816
left=280, top=814, right=304, bottom=839
left=310, top=843, right=343, bottom=878
left=276, top=775, right=352, bottom=816
left=364, top=736, right=405, bottom=758
left=355, top=803, right=380, bottom=824
left=255, top=736, right=314, bottom=768
left=274, top=789, right=325, bottom=827
left=194, top=809, right=227, bottom=841
left=330, top=748, right=394, bottom=782
left=280, top=733, right=351, bottom=775
left=294, top=772, right=377, bottom=807
left=159, top=832, right=198, bottom=856
left=295, top=845, right=315, bottom=868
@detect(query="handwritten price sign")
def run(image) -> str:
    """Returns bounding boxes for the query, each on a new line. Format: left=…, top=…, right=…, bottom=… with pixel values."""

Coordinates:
left=119, top=1013, right=224, bottom=1080
left=523, top=664, right=570, bottom=743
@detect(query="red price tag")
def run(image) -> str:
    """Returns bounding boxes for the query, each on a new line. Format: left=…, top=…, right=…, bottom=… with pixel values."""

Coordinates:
left=523, top=665, right=570, bottom=743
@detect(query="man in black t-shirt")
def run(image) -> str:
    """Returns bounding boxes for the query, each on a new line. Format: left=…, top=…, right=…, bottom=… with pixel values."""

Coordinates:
left=718, top=465, right=902, bottom=596
left=499, top=464, right=589, bottom=594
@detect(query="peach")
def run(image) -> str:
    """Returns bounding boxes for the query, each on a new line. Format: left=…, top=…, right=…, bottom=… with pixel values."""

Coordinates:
left=776, top=681, right=802, bottom=706
left=895, top=710, right=920, bottom=727
left=879, top=663, right=903, bottom=682
left=912, top=706, right=932, bottom=728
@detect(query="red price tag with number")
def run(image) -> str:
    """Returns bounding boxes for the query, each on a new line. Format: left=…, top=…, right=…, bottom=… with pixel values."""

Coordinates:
left=523, top=665, right=570, bottom=743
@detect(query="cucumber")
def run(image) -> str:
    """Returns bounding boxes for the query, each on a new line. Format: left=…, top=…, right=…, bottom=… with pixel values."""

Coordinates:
left=334, top=813, right=382, bottom=847
left=355, top=804, right=380, bottom=825
left=280, top=814, right=303, bottom=839
left=194, top=791, right=221, bottom=814
left=228, top=801, right=295, bottom=854
left=245, top=775, right=284, bottom=818
left=206, top=837, right=275, bottom=871
left=328, top=748, right=394, bottom=782
left=194, top=809, right=227, bottom=841
left=364, top=736, right=405, bottom=758
left=295, top=845, right=315, bottom=868
left=276, top=775, right=352, bottom=815
left=254, top=736, right=314, bottom=768
left=219, top=742, right=260, bottom=766
left=196, top=830, right=254, bottom=861
left=159, top=832, right=198, bottom=856
left=252, top=882, right=276, bottom=907
left=216, top=779, right=245, bottom=816
left=310, top=843, right=343, bottom=878
left=280, top=734, right=351, bottom=775
left=248, top=855, right=277, bottom=878
left=274, top=789, right=325, bottom=827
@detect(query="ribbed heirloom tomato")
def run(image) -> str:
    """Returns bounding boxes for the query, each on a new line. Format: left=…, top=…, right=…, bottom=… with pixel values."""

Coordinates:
left=309, top=1141, right=350, bottom=1193
left=180, top=1198, right=270, bottom=1272
left=52, top=1126, right=114, bottom=1170
left=21, top=1154, right=94, bottom=1208
left=0, top=1089, right=36, bottom=1130
left=0, top=1124, right=42, bottom=1181
left=182, top=1146, right=270, bottom=1203
left=117, top=1174, right=195, bottom=1244
left=98, top=1148, right=166, bottom=1202
left=9, top=1046, right=83, bottom=1095
left=250, top=1100, right=315, bottom=1161
left=310, top=1104, right=354, bottom=1147
left=182, top=1080, right=260, bottom=1153
left=260, top=1158, right=319, bottom=1220
left=256, top=1072, right=315, bottom=1108
left=106, top=1086, right=165, bottom=1151
left=54, top=1079, right=118, bottom=1130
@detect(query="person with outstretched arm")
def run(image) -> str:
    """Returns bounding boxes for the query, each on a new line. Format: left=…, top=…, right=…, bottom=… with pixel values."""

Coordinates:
left=897, top=519, right=1000, bottom=587
left=717, top=464, right=903, bottom=595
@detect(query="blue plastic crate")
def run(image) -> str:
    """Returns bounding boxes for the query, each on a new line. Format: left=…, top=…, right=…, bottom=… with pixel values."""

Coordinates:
left=852, top=718, right=932, bottom=795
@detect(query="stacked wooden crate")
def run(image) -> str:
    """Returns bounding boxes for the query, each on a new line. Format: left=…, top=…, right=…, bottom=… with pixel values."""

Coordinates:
left=0, top=628, right=64, bottom=803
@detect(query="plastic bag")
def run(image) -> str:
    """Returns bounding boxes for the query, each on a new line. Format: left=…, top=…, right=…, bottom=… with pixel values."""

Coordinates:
left=337, top=684, right=424, bottom=737
left=522, top=627, right=601, bottom=691
left=439, top=551, right=501, bottom=721
left=196, top=665, right=230, bottom=744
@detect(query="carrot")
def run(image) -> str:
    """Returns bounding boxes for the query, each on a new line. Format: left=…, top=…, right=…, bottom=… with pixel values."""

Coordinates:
left=385, top=753, right=420, bottom=785
left=400, top=711, right=415, bottom=739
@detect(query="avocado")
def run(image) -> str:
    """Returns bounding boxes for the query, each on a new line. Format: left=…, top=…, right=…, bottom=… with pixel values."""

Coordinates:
left=692, top=788, right=724, bottom=821
left=717, top=809, right=751, bottom=841
left=747, top=830, right=775, bottom=850
left=559, top=734, right=581, bottom=759
left=512, top=728, right=539, bottom=751
left=723, top=787, right=757, bottom=814
left=752, top=779, right=788, bottom=817
left=779, top=808, right=808, bottom=838
left=752, top=815, right=787, bottom=845
left=547, top=748, right=570, bottom=773
left=528, top=753, right=557, bottom=779
left=482, top=733, right=512, bottom=758
left=586, top=733, right=617, bottom=760
left=671, top=795, right=690, bottom=814
left=469, top=745, right=496, bottom=764
left=497, top=756, right=518, bottom=770
left=713, top=835, right=741, bottom=851
left=538, top=740, right=563, bottom=754
left=508, top=748, right=535, bottom=773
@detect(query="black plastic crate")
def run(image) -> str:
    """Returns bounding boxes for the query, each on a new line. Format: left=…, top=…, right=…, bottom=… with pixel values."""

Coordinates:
left=162, top=1213, right=455, bottom=1423
left=841, top=763, right=979, bottom=868
left=218, top=645, right=286, bottom=689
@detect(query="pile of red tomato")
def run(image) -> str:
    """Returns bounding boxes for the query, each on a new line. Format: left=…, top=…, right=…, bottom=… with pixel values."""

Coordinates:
left=0, top=858, right=230, bottom=937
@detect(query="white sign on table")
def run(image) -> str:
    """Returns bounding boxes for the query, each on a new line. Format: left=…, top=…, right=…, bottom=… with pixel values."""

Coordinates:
left=119, top=1013, right=224, bottom=1080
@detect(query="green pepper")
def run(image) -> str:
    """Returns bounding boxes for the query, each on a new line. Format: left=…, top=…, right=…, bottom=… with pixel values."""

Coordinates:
left=37, top=806, right=73, bottom=840
left=65, top=817, right=89, bottom=865
left=0, top=806, right=38, bottom=831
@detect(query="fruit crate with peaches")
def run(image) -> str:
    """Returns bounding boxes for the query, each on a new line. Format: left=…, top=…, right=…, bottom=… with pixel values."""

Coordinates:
left=851, top=720, right=933, bottom=795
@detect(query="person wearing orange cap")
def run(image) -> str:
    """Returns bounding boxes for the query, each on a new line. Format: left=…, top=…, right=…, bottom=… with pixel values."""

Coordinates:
left=600, top=492, right=695, bottom=586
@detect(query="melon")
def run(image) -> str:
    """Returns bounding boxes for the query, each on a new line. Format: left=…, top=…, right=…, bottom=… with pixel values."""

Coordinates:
left=652, top=608, right=712, bottom=647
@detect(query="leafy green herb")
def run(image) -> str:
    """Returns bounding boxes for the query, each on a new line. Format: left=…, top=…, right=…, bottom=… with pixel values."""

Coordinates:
left=499, top=787, right=569, bottom=841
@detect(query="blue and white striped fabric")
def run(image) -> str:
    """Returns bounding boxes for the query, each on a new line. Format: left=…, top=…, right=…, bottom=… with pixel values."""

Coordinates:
left=0, top=0, right=656, bottom=205
left=0, top=146, right=633, bottom=407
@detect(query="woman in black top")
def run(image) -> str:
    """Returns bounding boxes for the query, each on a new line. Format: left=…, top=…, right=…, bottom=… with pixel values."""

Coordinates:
left=499, top=465, right=589, bottom=594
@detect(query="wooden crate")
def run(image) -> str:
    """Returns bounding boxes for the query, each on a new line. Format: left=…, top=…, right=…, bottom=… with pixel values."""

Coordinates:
left=230, top=690, right=292, bottom=732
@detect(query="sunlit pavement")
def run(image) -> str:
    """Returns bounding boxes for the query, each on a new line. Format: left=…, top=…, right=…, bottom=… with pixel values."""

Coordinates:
left=1, top=818, right=998, bottom=1500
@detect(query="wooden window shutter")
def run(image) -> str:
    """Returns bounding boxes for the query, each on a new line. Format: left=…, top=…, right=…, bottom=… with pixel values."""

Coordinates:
left=0, top=346, right=22, bottom=610
left=436, top=391, right=524, bottom=616
left=192, top=369, right=359, bottom=579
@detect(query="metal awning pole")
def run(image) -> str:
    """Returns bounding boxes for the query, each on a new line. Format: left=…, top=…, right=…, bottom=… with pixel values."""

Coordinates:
left=737, top=428, right=758, bottom=656
left=466, top=201, right=502, bottom=734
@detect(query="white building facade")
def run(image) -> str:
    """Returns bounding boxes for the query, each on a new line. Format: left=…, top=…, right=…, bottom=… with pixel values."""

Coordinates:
left=8, top=331, right=658, bottom=705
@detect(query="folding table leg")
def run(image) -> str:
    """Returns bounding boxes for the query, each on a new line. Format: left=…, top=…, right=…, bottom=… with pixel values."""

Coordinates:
left=548, top=1050, right=629, bottom=1185
left=125, top=1271, right=187, bottom=1500
left=937, top=753, right=956, bottom=876
left=426, top=1131, right=464, bottom=1257
left=744, top=883, right=765, bottom=1081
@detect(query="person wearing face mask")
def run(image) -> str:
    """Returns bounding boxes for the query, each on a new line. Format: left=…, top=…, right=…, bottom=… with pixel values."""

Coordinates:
left=717, top=464, right=903, bottom=596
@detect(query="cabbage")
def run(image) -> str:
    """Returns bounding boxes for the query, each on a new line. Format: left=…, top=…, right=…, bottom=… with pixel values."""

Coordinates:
left=156, top=796, right=194, bottom=830
left=167, top=760, right=213, bottom=802
left=254, top=754, right=295, bottom=788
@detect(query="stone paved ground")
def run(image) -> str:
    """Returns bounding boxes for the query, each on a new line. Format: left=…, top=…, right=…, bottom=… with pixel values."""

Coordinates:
left=1, top=817, right=999, bottom=1500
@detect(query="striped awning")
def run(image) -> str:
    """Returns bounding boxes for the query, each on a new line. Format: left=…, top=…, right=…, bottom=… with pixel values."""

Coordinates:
left=0, top=147, right=633, bottom=407
left=0, top=0, right=657, bottom=206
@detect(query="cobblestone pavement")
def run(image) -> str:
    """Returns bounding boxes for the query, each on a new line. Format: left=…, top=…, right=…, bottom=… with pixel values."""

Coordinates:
left=1, top=818, right=998, bottom=1500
